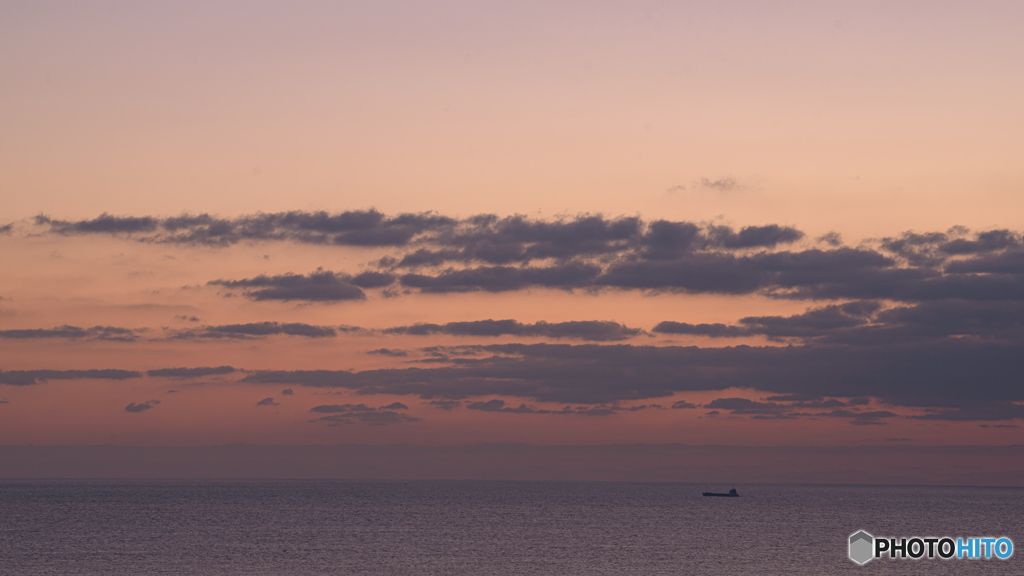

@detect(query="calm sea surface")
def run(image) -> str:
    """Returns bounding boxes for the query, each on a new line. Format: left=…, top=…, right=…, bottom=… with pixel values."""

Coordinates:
left=1, top=480, right=1021, bottom=575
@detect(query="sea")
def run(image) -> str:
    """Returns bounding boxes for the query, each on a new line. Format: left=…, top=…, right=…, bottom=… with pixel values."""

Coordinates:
left=1, top=480, right=1021, bottom=575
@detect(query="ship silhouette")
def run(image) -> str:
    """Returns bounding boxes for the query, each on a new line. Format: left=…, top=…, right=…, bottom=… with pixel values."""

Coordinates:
left=702, top=486, right=739, bottom=497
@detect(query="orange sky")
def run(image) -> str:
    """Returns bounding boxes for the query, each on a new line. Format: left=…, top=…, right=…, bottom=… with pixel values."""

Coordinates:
left=2, top=1, right=1023, bottom=480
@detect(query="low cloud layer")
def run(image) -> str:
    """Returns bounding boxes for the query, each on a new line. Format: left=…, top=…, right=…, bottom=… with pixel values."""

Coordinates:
left=0, top=369, right=142, bottom=386
left=147, top=366, right=236, bottom=378
left=36, top=210, right=455, bottom=247
left=168, top=322, right=338, bottom=340
left=384, top=319, right=642, bottom=341
left=11, top=212, right=1024, bottom=429
left=16, top=298, right=1023, bottom=349
left=239, top=339, right=1024, bottom=422
left=168, top=319, right=644, bottom=342
left=308, top=403, right=420, bottom=426
left=463, top=398, right=657, bottom=416
left=0, top=325, right=143, bottom=342
left=5, top=336, right=1022, bottom=422
left=209, top=269, right=367, bottom=302
left=34, top=212, right=802, bottom=258
left=701, top=397, right=897, bottom=425
left=125, top=399, right=161, bottom=413
left=654, top=299, right=1024, bottom=347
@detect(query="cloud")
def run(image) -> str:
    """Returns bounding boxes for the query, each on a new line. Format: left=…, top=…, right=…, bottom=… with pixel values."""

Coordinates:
left=814, top=409, right=898, bottom=426
left=52, top=211, right=1024, bottom=304
left=701, top=398, right=897, bottom=425
left=464, top=398, right=619, bottom=416
left=704, top=397, right=792, bottom=417
left=737, top=301, right=880, bottom=340
left=151, top=293, right=1024, bottom=353
left=125, top=399, right=160, bottom=413
left=671, top=400, right=697, bottom=409
left=652, top=322, right=748, bottom=338
left=837, top=300, right=1024, bottom=345
left=366, top=348, right=409, bottom=357
left=601, top=248, right=898, bottom=296
left=385, top=238, right=1024, bottom=302
left=37, top=210, right=456, bottom=247
left=694, top=177, right=738, bottom=191
left=42, top=211, right=808, bottom=269
left=466, top=399, right=521, bottom=412
left=395, top=216, right=802, bottom=269
left=310, top=403, right=378, bottom=413
left=880, top=228, right=1021, bottom=266
left=655, top=298, right=1024, bottom=347
left=308, top=403, right=419, bottom=425
left=17, top=329, right=1021, bottom=421
left=706, top=224, right=804, bottom=249
left=654, top=301, right=879, bottom=340
left=817, top=232, right=842, bottom=247
left=425, top=399, right=462, bottom=410
left=396, top=214, right=645, bottom=267
left=146, top=366, right=235, bottom=378
left=169, top=322, right=337, bottom=340
left=944, top=247, right=1024, bottom=274
left=384, top=319, right=643, bottom=341
left=36, top=212, right=1024, bottom=307
left=239, top=338, right=1024, bottom=422
left=400, top=263, right=603, bottom=293
left=35, top=211, right=802, bottom=270
left=256, top=397, right=279, bottom=406
left=38, top=213, right=159, bottom=234
left=0, top=325, right=143, bottom=342
left=762, top=394, right=866, bottom=408
left=0, top=369, right=142, bottom=386
left=281, top=388, right=294, bottom=395
left=351, top=271, right=396, bottom=288
left=209, top=269, right=366, bottom=302
left=910, top=402, right=1024, bottom=422
left=941, top=230, right=1021, bottom=255
left=395, top=249, right=462, bottom=268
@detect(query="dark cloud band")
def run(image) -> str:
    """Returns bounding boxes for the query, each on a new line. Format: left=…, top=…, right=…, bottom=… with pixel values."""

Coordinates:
left=384, top=319, right=642, bottom=341
left=37, top=212, right=1024, bottom=305
left=0, top=325, right=143, bottom=342
left=0, top=369, right=142, bottom=386
left=237, top=339, right=1024, bottom=421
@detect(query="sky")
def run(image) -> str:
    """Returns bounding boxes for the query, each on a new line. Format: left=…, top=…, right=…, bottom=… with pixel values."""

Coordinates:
left=2, top=1, right=1024, bottom=483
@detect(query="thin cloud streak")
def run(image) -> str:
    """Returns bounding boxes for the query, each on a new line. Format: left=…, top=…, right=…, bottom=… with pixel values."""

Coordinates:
left=0, top=325, right=143, bottom=342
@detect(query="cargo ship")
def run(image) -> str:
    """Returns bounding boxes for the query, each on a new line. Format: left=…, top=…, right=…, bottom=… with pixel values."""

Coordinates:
left=702, top=487, right=739, bottom=497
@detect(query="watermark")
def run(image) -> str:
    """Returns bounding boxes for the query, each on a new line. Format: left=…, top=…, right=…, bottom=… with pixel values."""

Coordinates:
left=849, top=530, right=1013, bottom=565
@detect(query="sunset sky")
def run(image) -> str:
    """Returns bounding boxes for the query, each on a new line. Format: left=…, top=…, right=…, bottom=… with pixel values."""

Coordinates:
left=2, top=1, right=1023, bottom=483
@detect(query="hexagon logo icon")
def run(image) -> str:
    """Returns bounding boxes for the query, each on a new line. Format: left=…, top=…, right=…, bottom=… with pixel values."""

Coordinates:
left=849, top=531, right=874, bottom=565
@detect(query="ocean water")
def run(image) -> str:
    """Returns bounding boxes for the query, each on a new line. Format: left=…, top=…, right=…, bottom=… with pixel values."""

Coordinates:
left=1, top=480, right=1021, bottom=575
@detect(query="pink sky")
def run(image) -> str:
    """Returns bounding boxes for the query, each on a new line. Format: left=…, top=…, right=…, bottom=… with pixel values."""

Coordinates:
left=2, top=1, right=1023, bottom=482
